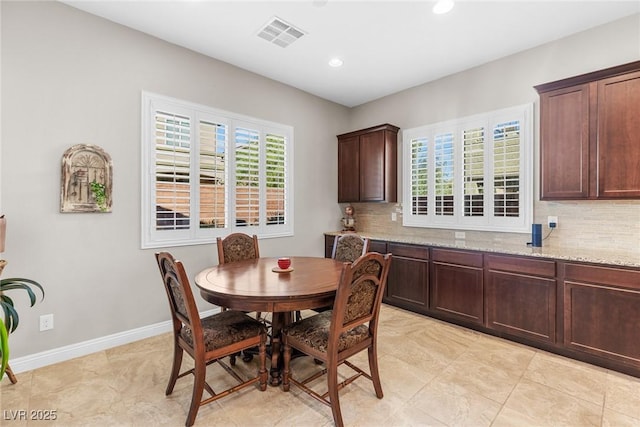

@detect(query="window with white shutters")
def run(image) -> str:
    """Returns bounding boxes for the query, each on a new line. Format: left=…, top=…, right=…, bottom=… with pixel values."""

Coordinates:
left=403, top=104, right=532, bottom=233
left=142, top=92, right=293, bottom=248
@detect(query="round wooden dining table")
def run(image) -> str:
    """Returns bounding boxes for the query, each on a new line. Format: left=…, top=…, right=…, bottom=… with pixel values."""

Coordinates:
left=194, top=256, right=346, bottom=385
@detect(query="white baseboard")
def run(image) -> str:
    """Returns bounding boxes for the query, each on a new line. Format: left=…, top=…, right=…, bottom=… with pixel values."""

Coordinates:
left=9, top=308, right=219, bottom=374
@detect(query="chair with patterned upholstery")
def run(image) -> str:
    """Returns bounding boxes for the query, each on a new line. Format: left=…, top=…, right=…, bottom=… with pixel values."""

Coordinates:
left=310, top=234, right=370, bottom=315
left=282, top=252, right=392, bottom=427
left=216, top=233, right=260, bottom=265
left=155, top=252, right=267, bottom=427
left=216, top=233, right=267, bottom=361
left=331, top=234, right=369, bottom=262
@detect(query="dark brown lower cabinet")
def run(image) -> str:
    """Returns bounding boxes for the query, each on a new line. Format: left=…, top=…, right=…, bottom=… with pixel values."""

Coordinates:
left=563, top=263, right=640, bottom=369
left=431, top=249, right=484, bottom=325
left=485, top=255, right=557, bottom=344
left=321, top=235, right=640, bottom=377
left=384, top=243, right=429, bottom=313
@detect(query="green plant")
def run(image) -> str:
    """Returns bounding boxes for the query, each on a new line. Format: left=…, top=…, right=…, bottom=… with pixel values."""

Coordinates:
left=90, top=180, right=107, bottom=211
left=0, top=276, right=45, bottom=381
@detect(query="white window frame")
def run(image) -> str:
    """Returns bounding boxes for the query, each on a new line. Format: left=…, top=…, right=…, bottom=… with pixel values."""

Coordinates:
left=402, top=104, right=533, bottom=233
left=141, top=92, right=294, bottom=248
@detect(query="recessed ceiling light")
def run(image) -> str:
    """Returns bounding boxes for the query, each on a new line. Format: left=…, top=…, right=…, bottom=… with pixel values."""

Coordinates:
left=328, top=58, right=343, bottom=68
left=433, top=0, right=454, bottom=15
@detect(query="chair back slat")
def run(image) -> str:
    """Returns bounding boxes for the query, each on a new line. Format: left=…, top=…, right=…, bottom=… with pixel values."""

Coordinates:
left=217, top=233, right=260, bottom=264
left=331, top=234, right=369, bottom=263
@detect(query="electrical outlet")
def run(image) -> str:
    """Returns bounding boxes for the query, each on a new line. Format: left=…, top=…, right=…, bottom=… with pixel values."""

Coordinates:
left=40, top=314, right=54, bottom=331
left=455, top=231, right=466, bottom=239
left=547, top=216, right=558, bottom=228
left=391, top=212, right=397, bottom=221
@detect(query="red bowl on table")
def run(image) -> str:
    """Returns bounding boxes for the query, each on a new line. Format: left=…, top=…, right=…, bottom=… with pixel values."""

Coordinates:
left=277, top=257, right=291, bottom=270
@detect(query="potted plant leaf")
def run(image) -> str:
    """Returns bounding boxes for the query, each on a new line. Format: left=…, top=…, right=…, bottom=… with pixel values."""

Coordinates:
left=0, top=216, right=45, bottom=383
left=0, top=261, right=45, bottom=383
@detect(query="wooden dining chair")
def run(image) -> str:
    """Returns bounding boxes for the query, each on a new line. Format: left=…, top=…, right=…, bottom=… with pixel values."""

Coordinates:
left=331, top=233, right=370, bottom=263
left=216, top=233, right=260, bottom=265
left=310, top=234, right=371, bottom=315
left=282, top=252, right=392, bottom=427
left=155, top=252, right=267, bottom=427
left=216, top=232, right=267, bottom=361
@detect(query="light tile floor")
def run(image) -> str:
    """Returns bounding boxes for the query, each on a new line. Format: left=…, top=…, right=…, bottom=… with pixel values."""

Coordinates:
left=2, top=305, right=639, bottom=426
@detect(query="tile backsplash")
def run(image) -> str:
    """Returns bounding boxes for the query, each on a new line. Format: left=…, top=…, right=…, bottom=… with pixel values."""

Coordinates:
left=342, top=200, right=640, bottom=255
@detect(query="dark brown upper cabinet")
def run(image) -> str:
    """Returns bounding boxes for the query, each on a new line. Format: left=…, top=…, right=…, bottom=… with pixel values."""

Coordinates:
left=337, top=124, right=399, bottom=203
left=535, top=61, right=640, bottom=200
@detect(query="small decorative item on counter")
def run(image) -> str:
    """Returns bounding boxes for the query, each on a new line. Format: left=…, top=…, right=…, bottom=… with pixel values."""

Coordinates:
left=531, top=223, right=542, bottom=247
left=341, top=204, right=356, bottom=232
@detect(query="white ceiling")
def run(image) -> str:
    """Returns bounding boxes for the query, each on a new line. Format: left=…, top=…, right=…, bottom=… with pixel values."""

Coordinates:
left=62, top=0, right=640, bottom=107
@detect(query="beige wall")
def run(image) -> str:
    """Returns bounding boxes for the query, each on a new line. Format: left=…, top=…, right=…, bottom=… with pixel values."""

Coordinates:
left=350, top=13, right=640, bottom=253
left=1, top=1, right=638, bottom=362
left=0, top=1, right=349, bottom=358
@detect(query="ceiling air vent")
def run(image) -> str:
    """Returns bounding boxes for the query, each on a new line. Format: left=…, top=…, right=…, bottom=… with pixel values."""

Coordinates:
left=257, top=17, right=305, bottom=48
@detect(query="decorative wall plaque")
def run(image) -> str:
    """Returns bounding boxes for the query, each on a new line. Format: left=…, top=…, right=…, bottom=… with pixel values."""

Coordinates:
left=60, top=144, right=113, bottom=213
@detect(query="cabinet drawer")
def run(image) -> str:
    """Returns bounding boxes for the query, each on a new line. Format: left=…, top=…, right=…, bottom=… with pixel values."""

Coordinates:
left=432, top=248, right=482, bottom=268
left=369, top=240, right=387, bottom=254
left=564, top=263, right=640, bottom=290
left=486, top=254, right=556, bottom=278
left=388, top=243, right=429, bottom=260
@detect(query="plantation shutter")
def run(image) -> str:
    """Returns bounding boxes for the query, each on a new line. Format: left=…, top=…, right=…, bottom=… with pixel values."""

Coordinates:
left=494, top=120, right=521, bottom=218
left=199, top=120, right=227, bottom=229
left=235, top=127, right=260, bottom=227
left=410, top=136, right=429, bottom=216
left=265, top=132, right=287, bottom=225
left=154, top=111, right=191, bottom=231
left=463, top=127, right=485, bottom=217
left=434, top=132, right=454, bottom=216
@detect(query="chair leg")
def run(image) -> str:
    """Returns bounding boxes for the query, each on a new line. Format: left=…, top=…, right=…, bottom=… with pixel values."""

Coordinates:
left=186, top=359, right=206, bottom=427
left=166, top=340, right=184, bottom=395
left=282, top=341, right=291, bottom=392
left=259, top=335, right=268, bottom=391
left=368, top=345, right=383, bottom=398
left=327, top=362, right=344, bottom=427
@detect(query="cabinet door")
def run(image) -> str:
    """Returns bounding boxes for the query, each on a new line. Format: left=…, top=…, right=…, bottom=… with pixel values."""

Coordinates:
left=563, top=264, right=640, bottom=368
left=338, top=136, right=360, bottom=202
left=431, top=249, right=484, bottom=325
left=359, top=131, right=386, bottom=201
left=384, top=244, right=429, bottom=313
left=597, top=70, right=640, bottom=198
left=385, top=256, right=429, bottom=313
left=486, top=271, right=556, bottom=344
left=540, top=84, right=592, bottom=199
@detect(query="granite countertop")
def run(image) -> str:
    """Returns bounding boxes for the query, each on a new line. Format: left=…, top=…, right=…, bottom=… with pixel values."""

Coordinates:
left=325, top=231, right=640, bottom=268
